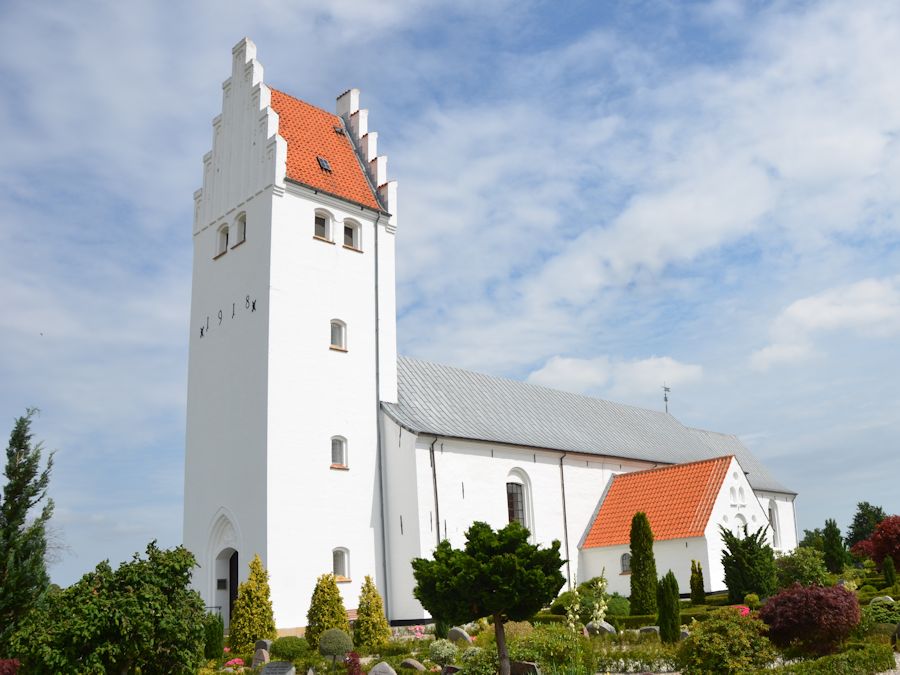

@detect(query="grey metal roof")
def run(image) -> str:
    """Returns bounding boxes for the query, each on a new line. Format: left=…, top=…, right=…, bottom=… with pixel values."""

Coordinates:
left=383, top=356, right=794, bottom=494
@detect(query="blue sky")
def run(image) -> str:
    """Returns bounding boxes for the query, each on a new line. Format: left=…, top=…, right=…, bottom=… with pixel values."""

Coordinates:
left=1, top=0, right=898, bottom=586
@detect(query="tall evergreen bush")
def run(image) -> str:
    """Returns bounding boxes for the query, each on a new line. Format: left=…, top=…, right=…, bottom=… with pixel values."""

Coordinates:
left=629, top=512, right=657, bottom=614
left=720, top=525, right=776, bottom=603
left=306, top=573, right=350, bottom=651
left=822, top=519, right=845, bottom=574
left=656, top=570, right=680, bottom=643
left=229, top=554, right=277, bottom=653
left=689, top=560, right=705, bottom=605
left=353, top=575, right=391, bottom=652
left=882, top=555, right=896, bottom=588
left=203, top=612, right=224, bottom=660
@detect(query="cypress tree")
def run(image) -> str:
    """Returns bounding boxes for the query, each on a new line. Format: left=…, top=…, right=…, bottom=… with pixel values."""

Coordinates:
left=656, top=570, right=680, bottom=643
left=0, top=410, right=54, bottom=655
left=720, top=525, right=776, bottom=603
left=883, top=555, right=896, bottom=588
left=229, top=554, right=277, bottom=653
left=629, top=512, right=658, bottom=615
left=822, top=518, right=845, bottom=574
left=306, top=573, right=350, bottom=651
left=354, top=575, right=391, bottom=652
left=690, top=560, right=705, bottom=605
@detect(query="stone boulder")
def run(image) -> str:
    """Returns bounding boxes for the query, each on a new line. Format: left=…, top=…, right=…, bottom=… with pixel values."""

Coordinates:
left=871, top=595, right=895, bottom=604
left=370, top=661, right=398, bottom=675
left=586, top=620, right=617, bottom=636
left=400, top=658, right=426, bottom=671
left=447, top=626, right=473, bottom=645
left=440, top=667, right=461, bottom=675
left=510, top=661, right=541, bottom=675
left=638, top=626, right=660, bottom=637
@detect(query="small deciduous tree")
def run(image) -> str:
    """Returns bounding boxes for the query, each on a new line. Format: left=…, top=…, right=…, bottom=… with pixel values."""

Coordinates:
left=229, top=554, right=277, bottom=653
left=306, top=573, right=350, bottom=651
left=629, top=512, right=657, bottom=615
left=720, top=525, right=776, bottom=603
left=656, top=570, right=680, bottom=643
left=869, top=515, right=900, bottom=570
left=822, top=519, right=846, bottom=574
left=8, top=542, right=205, bottom=674
left=845, top=502, right=886, bottom=548
left=411, top=521, right=565, bottom=675
left=689, top=560, right=705, bottom=605
left=353, top=575, right=391, bottom=652
left=759, top=583, right=860, bottom=656
left=798, top=528, right=824, bottom=551
left=774, top=547, right=828, bottom=589
left=0, top=410, right=54, bottom=655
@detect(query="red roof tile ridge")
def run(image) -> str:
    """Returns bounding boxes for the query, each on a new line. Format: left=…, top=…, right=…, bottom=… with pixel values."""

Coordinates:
left=612, top=454, right=734, bottom=481
left=268, top=86, right=339, bottom=120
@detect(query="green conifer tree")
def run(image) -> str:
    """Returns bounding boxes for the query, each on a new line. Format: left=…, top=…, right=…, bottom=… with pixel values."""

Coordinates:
left=822, top=518, right=846, bottom=574
left=882, top=555, right=896, bottom=588
left=354, top=575, right=391, bottom=652
left=306, top=573, right=350, bottom=651
left=720, top=525, right=776, bottom=603
left=689, top=560, right=705, bottom=605
left=656, top=570, right=680, bottom=643
left=629, top=512, right=658, bottom=615
left=228, top=554, right=277, bottom=653
left=0, top=410, right=54, bottom=655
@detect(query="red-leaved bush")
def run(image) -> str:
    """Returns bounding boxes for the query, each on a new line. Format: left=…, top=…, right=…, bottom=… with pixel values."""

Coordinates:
left=759, top=584, right=860, bottom=656
left=0, top=659, right=20, bottom=675
left=870, top=515, right=900, bottom=568
left=851, top=539, right=875, bottom=560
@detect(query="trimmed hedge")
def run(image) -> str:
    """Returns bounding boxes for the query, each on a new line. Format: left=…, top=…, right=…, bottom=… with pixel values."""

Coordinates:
left=606, top=607, right=714, bottom=631
left=531, top=612, right=566, bottom=624
left=775, top=643, right=895, bottom=674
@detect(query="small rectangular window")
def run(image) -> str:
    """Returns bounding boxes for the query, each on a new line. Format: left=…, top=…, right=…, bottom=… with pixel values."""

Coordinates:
left=344, top=225, right=354, bottom=247
left=332, top=438, right=346, bottom=466
left=315, top=214, right=327, bottom=239
left=317, top=156, right=332, bottom=172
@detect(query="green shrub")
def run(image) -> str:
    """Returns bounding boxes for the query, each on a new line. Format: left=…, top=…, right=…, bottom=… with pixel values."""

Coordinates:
left=630, top=512, right=658, bottom=615
left=744, top=593, right=760, bottom=610
left=229, top=554, right=277, bottom=654
left=203, top=612, right=224, bottom=660
left=862, top=599, right=900, bottom=626
left=306, top=573, right=350, bottom=651
left=606, top=593, right=630, bottom=617
left=775, top=642, right=895, bottom=673
left=460, top=646, right=497, bottom=675
left=676, top=607, right=776, bottom=674
left=271, top=636, right=309, bottom=661
left=882, top=556, right=896, bottom=588
left=353, top=576, right=391, bottom=653
left=588, top=639, right=678, bottom=674
left=775, top=547, right=829, bottom=589
left=656, top=571, right=680, bottom=643
left=859, top=584, right=877, bottom=593
left=318, top=628, right=353, bottom=661
left=690, top=560, right=705, bottom=605
left=531, top=612, right=565, bottom=624
left=433, top=618, right=450, bottom=639
left=379, top=638, right=416, bottom=656
left=508, top=622, right=583, bottom=669
left=721, top=525, right=777, bottom=602
left=428, top=638, right=458, bottom=666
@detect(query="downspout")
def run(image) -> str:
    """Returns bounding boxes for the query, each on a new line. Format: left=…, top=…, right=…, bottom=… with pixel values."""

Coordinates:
left=430, top=437, right=441, bottom=548
left=559, top=452, right=572, bottom=588
left=373, top=210, right=391, bottom=618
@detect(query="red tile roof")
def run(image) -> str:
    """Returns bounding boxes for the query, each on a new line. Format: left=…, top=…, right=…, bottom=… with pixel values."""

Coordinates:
left=582, top=456, right=733, bottom=548
left=269, top=88, right=381, bottom=211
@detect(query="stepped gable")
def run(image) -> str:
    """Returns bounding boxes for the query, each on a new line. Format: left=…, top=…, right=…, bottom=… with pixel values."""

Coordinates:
left=582, top=455, right=733, bottom=548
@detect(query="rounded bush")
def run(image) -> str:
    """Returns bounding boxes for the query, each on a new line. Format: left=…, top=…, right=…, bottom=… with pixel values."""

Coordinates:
left=272, top=635, right=309, bottom=661
left=318, top=628, right=353, bottom=659
left=676, top=607, right=776, bottom=674
left=606, top=593, right=630, bottom=616
left=428, top=638, right=459, bottom=666
left=759, top=583, right=860, bottom=656
left=743, top=593, right=760, bottom=610
left=203, top=612, right=224, bottom=660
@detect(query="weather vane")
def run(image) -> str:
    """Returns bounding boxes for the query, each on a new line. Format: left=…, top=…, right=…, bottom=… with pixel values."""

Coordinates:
left=663, top=384, right=671, bottom=414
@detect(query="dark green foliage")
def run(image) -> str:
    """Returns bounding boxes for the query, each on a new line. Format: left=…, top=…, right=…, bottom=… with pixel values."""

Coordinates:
left=846, top=502, right=886, bottom=548
left=823, top=519, right=846, bottom=574
left=0, top=410, right=54, bottom=655
left=306, top=573, right=350, bottom=651
left=798, top=528, right=824, bottom=551
left=676, top=607, right=776, bottom=674
left=203, top=611, right=224, bottom=660
left=548, top=578, right=606, bottom=624
left=271, top=635, right=309, bottom=661
left=882, top=555, right=896, bottom=587
left=629, top=512, right=657, bottom=615
left=775, top=546, right=828, bottom=588
left=759, top=584, right=860, bottom=656
left=318, top=628, right=353, bottom=658
left=433, top=618, right=450, bottom=638
left=8, top=542, right=205, bottom=674
left=689, top=560, right=705, bottom=605
left=656, top=571, right=680, bottom=643
left=861, top=599, right=900, bottom=626
left=506, top=623, right=582, bottom=670
left=774, top=643, right=895, bottom=674
left=412, top=521, right=565, bottom=675
left=606, top=593, right=630, bottom=617
left=720, top=525, right=777, bottom=602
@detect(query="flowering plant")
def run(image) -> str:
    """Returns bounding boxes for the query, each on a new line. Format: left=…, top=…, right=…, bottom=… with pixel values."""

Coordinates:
left=223, top=647, right=231, bottom=653
left=735, top=605, right=750, bottom=617
left=224, top=656, right=245, bottom=667
left=411, top=624, right=426, bottom=639
left=590, top=570, right=608, bottom=625
left=565, top=587, right=581, bottom=633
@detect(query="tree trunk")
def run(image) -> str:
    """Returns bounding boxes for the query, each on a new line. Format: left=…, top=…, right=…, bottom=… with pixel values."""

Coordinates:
left=494, top=613, right=510, bottom=675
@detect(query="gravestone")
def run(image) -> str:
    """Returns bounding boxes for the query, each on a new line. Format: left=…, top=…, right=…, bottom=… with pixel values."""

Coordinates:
left=510, top=661, right=541, bottom=675
left=871, top=596, right=895, bottom=604
left=400, top=658, right=426, bottom=671
left=256, top=639, right=274, bottom=652
left=261, top=662, right=296, bottom=675
left=440, top=666, right=461, bottom=675
left=370, top=661, right=398, bottom=675
left=447, top=626, right=473, bottom=644
left=586, top=620, right=616, bottom=636
left=638, top=626, right=660, bottom=636
left=252, top=648, right=271, bottom=668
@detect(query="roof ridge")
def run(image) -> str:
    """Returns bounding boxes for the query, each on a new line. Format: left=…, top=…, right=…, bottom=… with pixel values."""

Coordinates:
left=268, top=85, right=339, bottom=120
left=609, top=454, right=734, bottom=481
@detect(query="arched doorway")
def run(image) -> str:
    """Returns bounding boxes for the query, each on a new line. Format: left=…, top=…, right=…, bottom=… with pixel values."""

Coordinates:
left=215, top=547, right=238, bottom=630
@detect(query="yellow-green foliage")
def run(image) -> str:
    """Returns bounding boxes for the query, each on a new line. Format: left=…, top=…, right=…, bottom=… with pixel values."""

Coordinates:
left=354, top=575, right=391, bottom=651
left=229, top=554, right=277, bottom=653
left=306, top=573, right=350, bottom=650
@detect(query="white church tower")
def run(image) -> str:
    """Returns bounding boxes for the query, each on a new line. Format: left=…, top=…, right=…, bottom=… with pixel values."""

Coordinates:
left=183, top=38, right=398, bottom=630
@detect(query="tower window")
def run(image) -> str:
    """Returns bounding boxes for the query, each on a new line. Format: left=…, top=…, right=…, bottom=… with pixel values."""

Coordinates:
left=215, top=225, right=229, bottom=258
left=343, top=220, right=361, bottom=251
left=332, top=548, right=349, bottom=581
left=331, top=436, right=347, bottom=468
left=507, top=482, right=525, bottom=526
left=330, top=320, right=347, bottom=351
left=233, top=212, right=246, bottom=246
left=314, top=211, right=333, bottom=241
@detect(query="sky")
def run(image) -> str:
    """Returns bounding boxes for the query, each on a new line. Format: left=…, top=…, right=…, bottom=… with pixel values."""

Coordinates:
left=0, top=0, right=898, bottom=587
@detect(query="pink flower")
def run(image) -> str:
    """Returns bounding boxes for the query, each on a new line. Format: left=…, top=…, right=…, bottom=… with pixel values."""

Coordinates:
left=736, top=605, right=750, bottom=616
left=225, top=657, right=245, bottom=667
left=223, top=647, right=231, bottom=653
